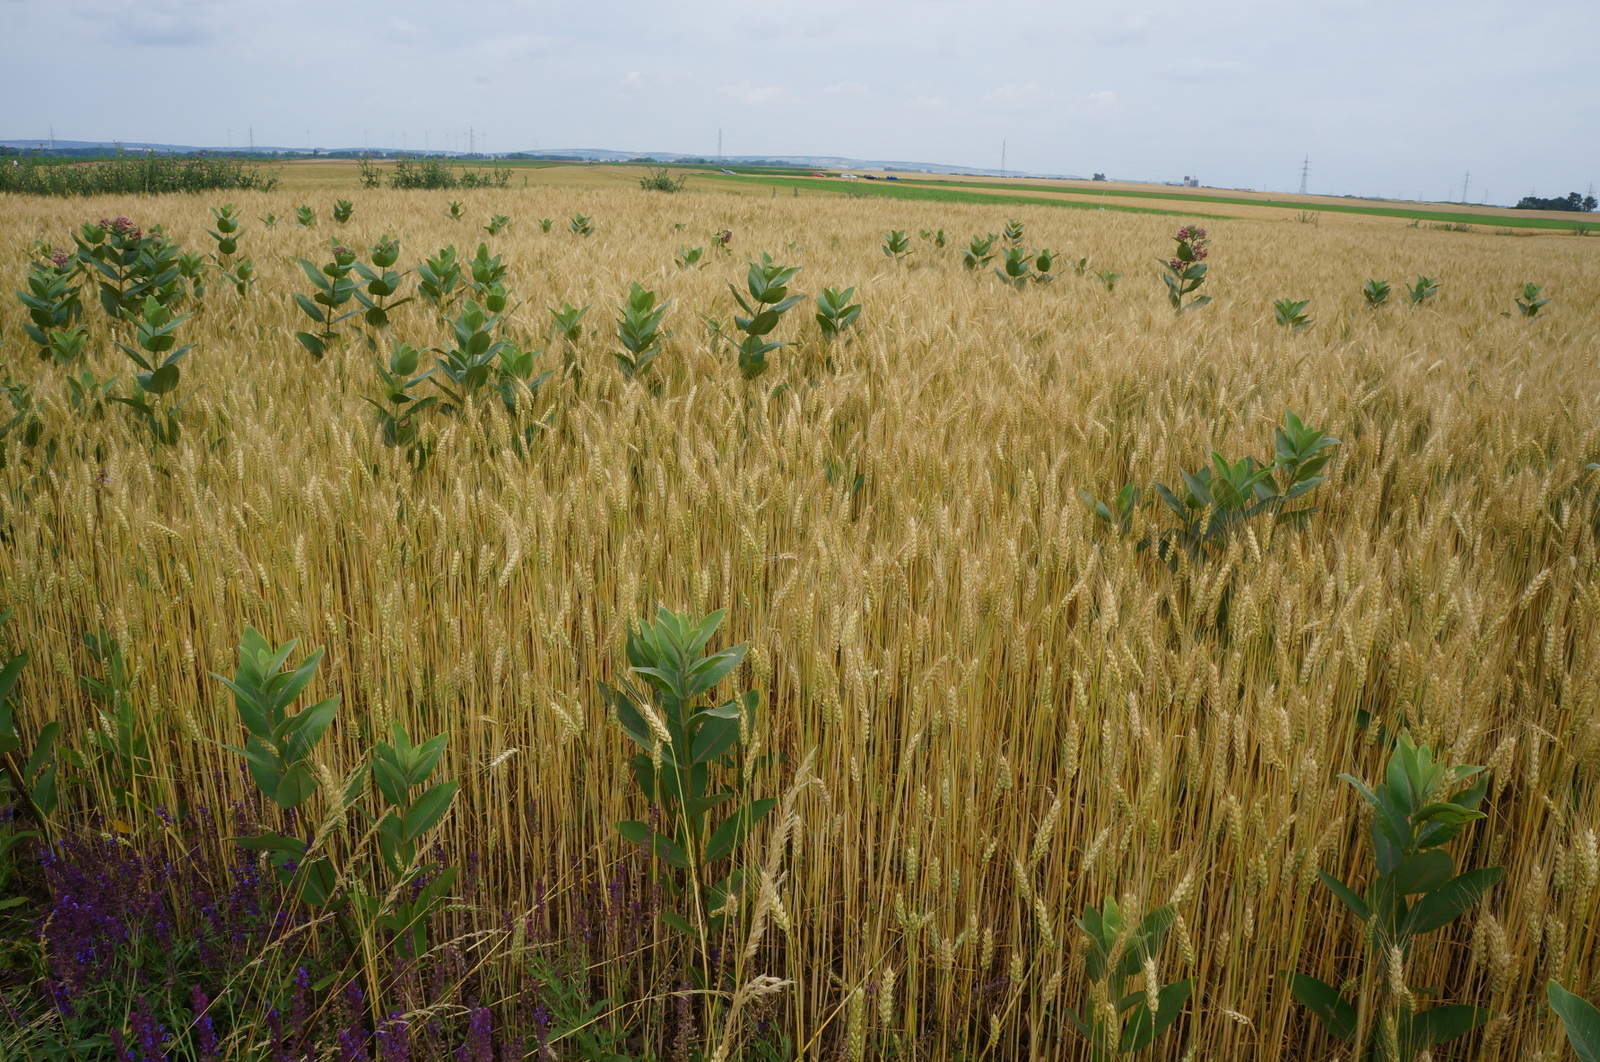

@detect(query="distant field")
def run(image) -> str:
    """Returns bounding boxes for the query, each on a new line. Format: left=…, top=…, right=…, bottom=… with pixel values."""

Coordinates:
left=254, top=160, right=1600, bottom=232
left=883, top=175, right=1599, bottom=230
left=701, top=172, right=1234, bottom=219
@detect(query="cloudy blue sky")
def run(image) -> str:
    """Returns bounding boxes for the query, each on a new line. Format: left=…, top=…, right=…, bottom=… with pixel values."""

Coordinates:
left=4, top=0, right=1594, bottom=202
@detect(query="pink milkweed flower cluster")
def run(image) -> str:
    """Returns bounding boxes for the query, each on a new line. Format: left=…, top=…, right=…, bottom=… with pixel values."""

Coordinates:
left=49, top=247, right=72, bottom=269
left=1169, top=225, right=1209, bottom=273
left=1175, top=226, right=1208, bottom=255
left=99, top=216, right=143, bottom=240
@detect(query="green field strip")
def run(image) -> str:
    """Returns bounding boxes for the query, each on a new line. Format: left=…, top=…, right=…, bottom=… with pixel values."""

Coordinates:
left=701, top=174, right=1231, bottom=219
left=879, top=177, right=1598, bottom=231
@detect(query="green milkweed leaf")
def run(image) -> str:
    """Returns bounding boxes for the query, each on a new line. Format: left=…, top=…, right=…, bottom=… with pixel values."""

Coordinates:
left=705, top=798, right=776, bottom=863
left=1392, top=849, right=1454, bottom=895
left=1317, top=870, right=1371, bottom=920
left=1403, top=1004, right=1490, bottom=1050
left=1289, top=973, right=1356, bottom=1043
left=1549, top=981, right=1600, bottom=1062
left=1120, top=978, right=1193, bottom=1053
left=275, top=761, right=318, bottom=810
left=1407, top=866, right=1502, bottom=935
left=402, top=780, right=459, bottom=841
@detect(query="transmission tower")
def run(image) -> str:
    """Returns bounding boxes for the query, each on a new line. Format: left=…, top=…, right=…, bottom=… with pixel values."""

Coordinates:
left=1461, top=171, right=1470, bottom=203
left=1299, top=156, right=1309, bottom=195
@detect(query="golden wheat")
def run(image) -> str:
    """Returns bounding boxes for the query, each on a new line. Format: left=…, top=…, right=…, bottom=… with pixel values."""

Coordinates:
left=1, top=176, right=1598, bottom=1059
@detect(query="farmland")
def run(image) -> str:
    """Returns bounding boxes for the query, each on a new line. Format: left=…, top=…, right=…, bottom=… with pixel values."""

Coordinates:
left=0, top=164, right=1598, bottom=1060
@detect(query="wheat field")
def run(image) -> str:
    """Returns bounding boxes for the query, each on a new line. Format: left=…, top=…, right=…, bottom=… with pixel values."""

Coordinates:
left=1, top=179, right=1598, bottom=1060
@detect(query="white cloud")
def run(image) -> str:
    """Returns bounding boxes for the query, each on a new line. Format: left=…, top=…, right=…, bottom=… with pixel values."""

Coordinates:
left=718, top=82, right=789, bottom=106
left=1163, top=58, right=1246, bottom=80
left=474, top=33, right=551, bottom=63
left=823, top=81, right=871, bottom=98
left=982, top=83, right=1055, bottom=112
left=614, top=71, right=651, bottom=100
left=72, top=0, right=218, bottom=46
left=386, top=18, right=424, bottom=42
left=1091, top=15, right=1154, bottom=45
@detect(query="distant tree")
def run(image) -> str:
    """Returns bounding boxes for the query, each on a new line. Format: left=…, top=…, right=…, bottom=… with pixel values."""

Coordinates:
left=1092, top=172, right=1107, bottom=181
left=1514, top=191, right=1596, bottom=212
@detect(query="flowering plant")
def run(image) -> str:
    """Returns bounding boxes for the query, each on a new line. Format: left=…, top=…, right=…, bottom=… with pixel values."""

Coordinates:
left=1158, top=225, right=1211, bottom=311
left=74, top=216, right=185, bottom=320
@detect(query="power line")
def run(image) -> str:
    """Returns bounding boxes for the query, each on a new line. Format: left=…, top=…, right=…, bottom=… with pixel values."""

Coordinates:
left=1299, top=155, right=1309, bottom=195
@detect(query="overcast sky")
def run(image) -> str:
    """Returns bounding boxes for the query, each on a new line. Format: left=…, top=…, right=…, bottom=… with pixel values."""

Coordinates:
left=4, top=0, right=1594, bottom=202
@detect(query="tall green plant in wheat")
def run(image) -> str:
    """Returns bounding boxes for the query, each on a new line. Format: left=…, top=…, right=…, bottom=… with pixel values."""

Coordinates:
left=728, top=254, right=803, bottom=380
left=109, top=297, right=192, bottom=445
left=614, top=283, right=669, bottom=381
left=216, top=628, right=350, bottom=909
left=1291, top=733, right=1501, bottom=1062
left=1064, top=897, right=1192, bottom=1061
left=598, top=608, right=774, bottom=947
left=1158, top=226, right=1210, bottom=311
left=1083, top=411, right=1338, bottom=567
left=16, top=249, right=86, bottom=367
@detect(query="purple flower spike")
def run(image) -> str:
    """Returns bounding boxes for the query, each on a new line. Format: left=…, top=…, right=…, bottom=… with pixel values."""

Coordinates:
left=377, top=1009, right=411, bottom=1062
left=130, top=993, right=166, bottom=1060
left=533, top=1001, right=553, bottom=1061
left=341, top=981, right=368, bottom=1061
left=458, top=1001, right=493, bottom=1062
left=191, top=985, right=218, bottom=1062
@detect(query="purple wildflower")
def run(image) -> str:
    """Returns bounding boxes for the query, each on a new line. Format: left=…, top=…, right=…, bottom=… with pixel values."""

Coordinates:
left=130, top=993, right=165, bottom=1060
left=191, top=985, right=218, bottom=1062
left=338, top=1025, right=368, bottom=1062
left=672, top=983, right=691, bottom=1062
left=340, top=981, right=368, bottom=1061
left=267, top=1007, right=291, bottom=1062
left=376, top=1009, right=411, bottom=1062
left=532, top=1000, right=552, bottom=1061
left=457, top=1001, right=494, bottom=1062
left=38, top=835, right=169, bottom=1010
left=291, top=967, right=311, bottom=1023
